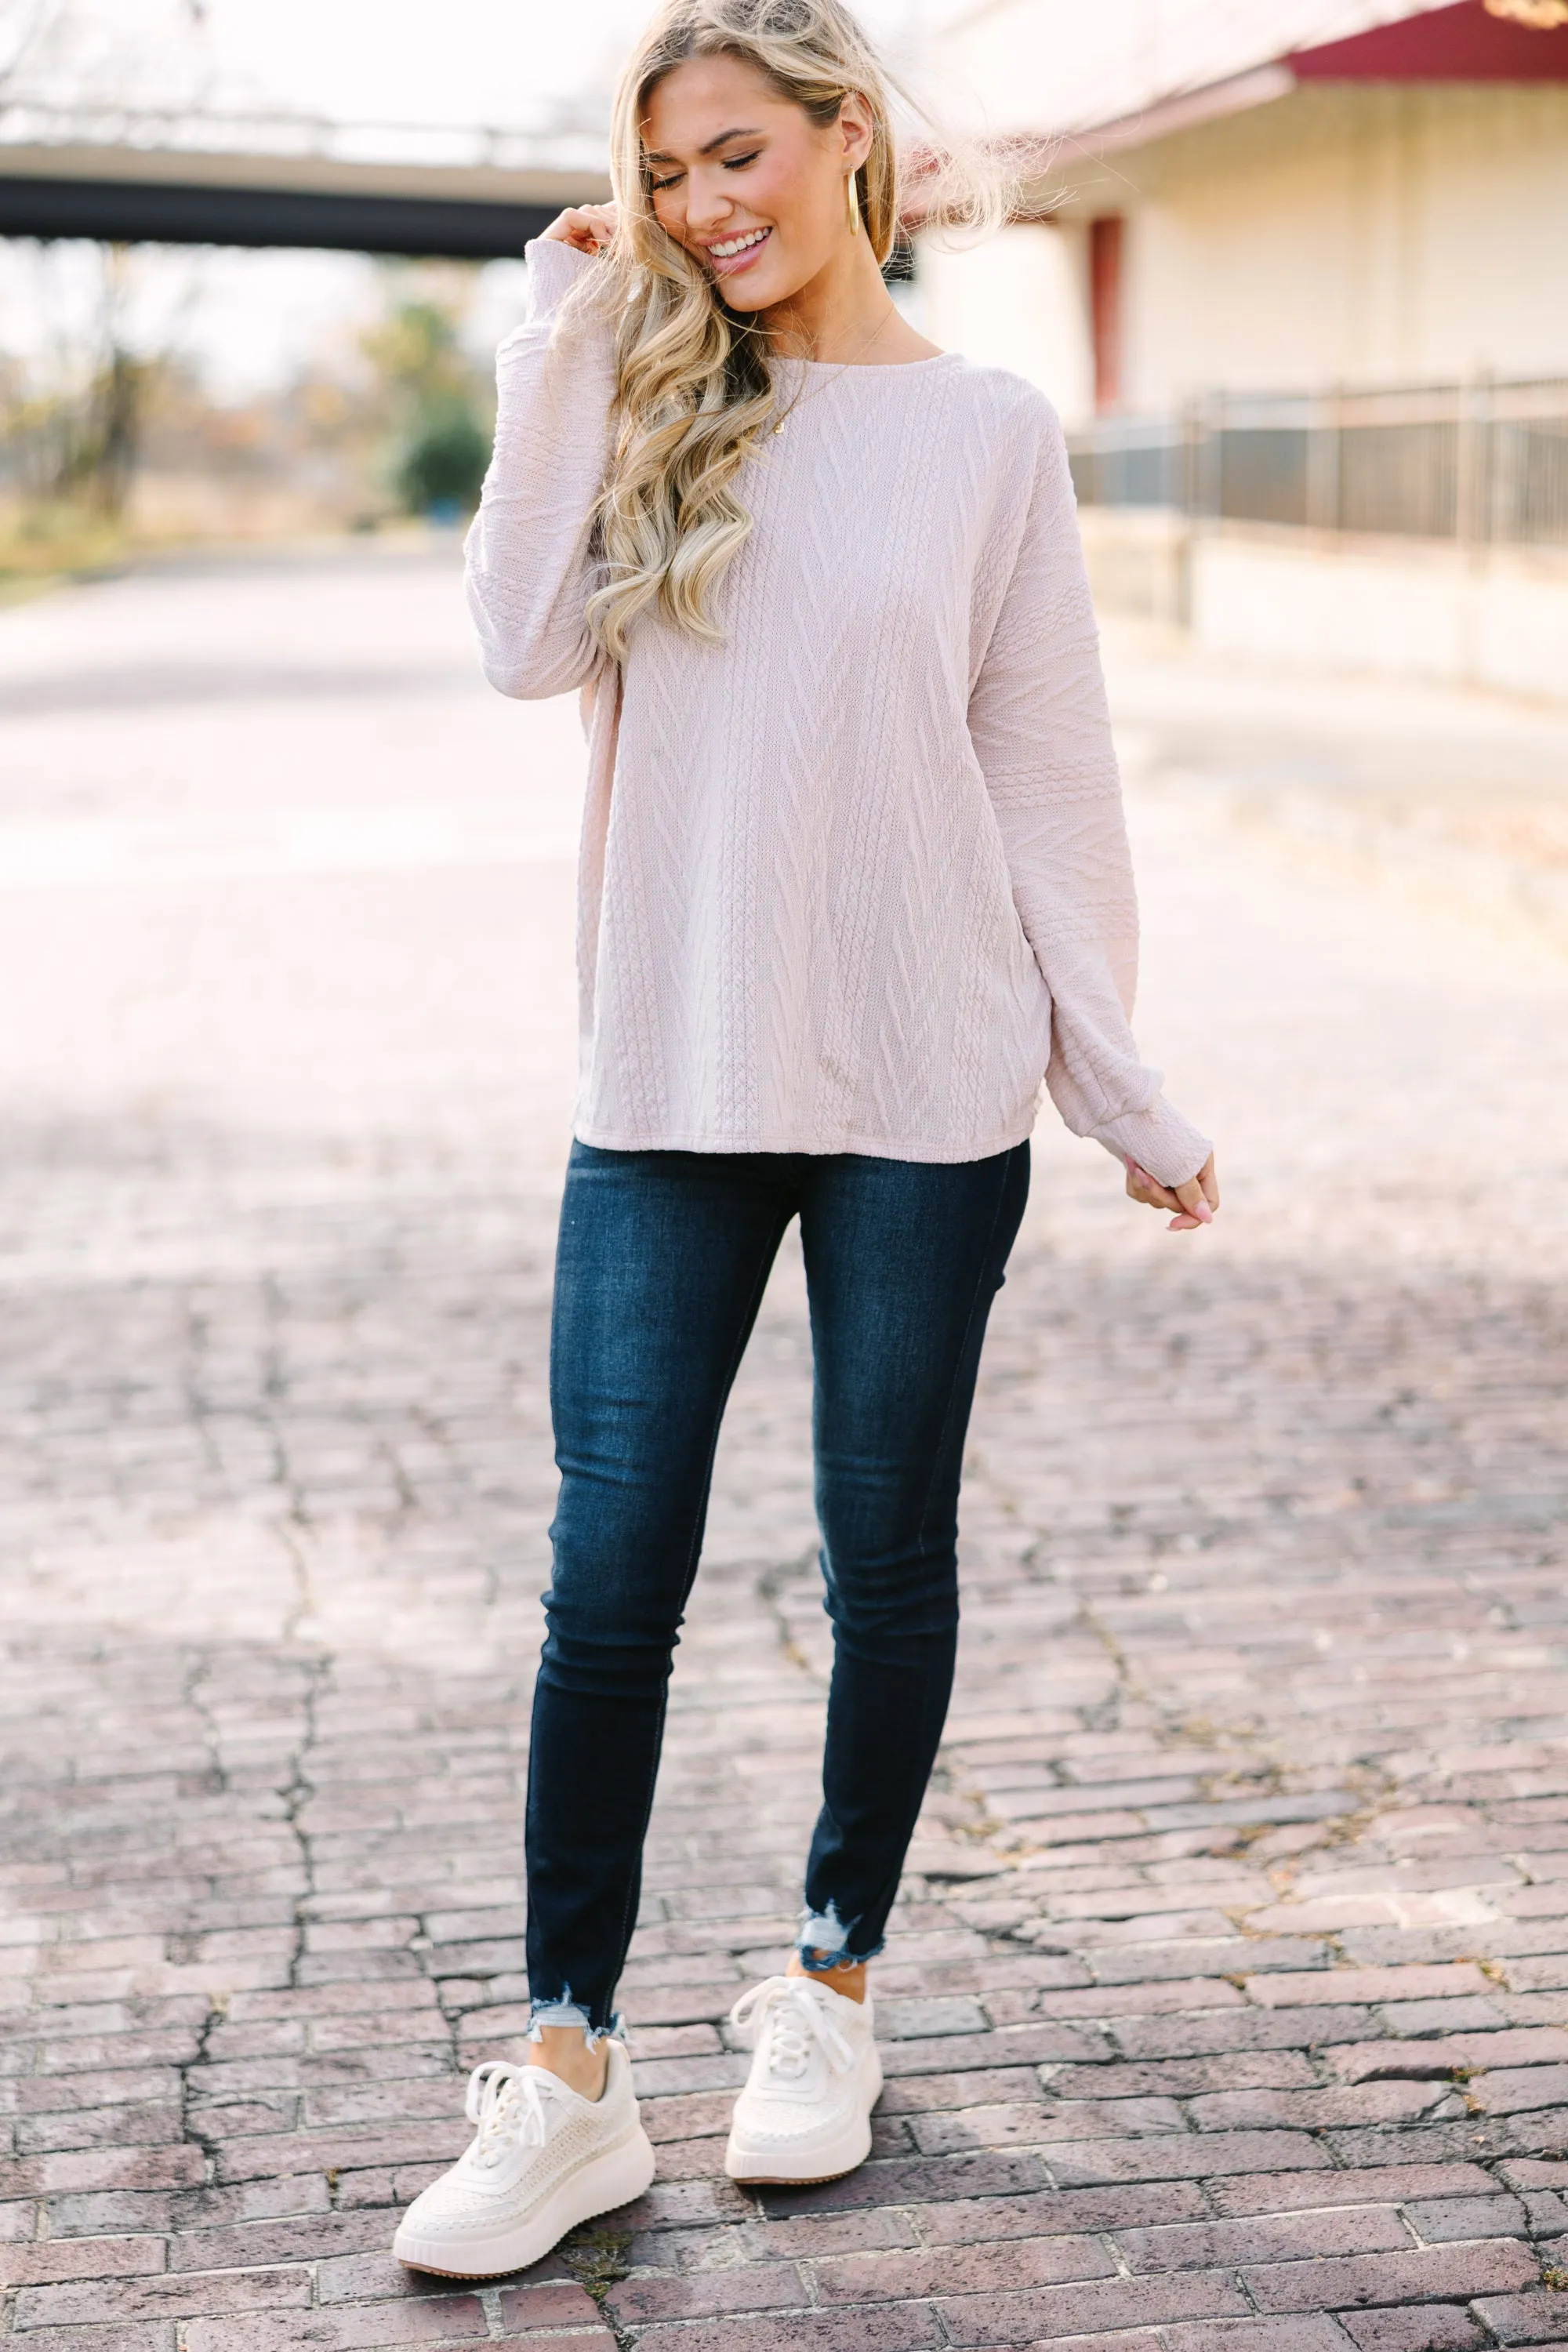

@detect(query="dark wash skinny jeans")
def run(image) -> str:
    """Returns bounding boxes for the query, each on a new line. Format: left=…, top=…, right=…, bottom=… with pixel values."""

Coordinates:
left=525, top=1138, right=1031, bottom=2035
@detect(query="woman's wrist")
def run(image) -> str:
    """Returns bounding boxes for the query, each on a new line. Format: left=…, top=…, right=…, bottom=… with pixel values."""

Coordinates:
left=1096, top=1100, right=1213, bottom=1195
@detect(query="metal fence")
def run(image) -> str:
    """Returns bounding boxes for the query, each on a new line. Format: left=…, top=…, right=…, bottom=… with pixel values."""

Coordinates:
left=1068, top=379, right=1568, bottom=550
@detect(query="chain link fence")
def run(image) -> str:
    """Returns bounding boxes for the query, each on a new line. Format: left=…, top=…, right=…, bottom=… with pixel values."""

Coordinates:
left=1068, top=379, right=1568, bottom=548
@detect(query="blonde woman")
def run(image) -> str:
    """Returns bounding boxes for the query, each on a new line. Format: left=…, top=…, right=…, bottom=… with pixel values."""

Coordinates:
left=394, top=0, right=1218, bottom=2281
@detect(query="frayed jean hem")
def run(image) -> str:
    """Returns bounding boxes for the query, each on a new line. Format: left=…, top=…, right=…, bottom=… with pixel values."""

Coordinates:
left=526, top=1994, right=622, bottom=2049
left=795, top=1904, right=884, bottom=1972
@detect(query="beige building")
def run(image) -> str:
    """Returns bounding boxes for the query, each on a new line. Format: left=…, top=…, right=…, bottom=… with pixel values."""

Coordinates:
left=919, top=0, right=1568, bottom=699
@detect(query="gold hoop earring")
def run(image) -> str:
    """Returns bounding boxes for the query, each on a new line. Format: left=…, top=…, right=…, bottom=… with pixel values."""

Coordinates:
left=847, top=169, right=862, bottom=236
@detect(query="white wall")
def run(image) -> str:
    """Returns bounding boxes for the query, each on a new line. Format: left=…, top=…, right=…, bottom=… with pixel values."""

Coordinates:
left=1121, top=83, right=1568, bottom=406
left=1192, top=532, right=1568, bottom=703
left=1077, top=512, right=1568, bottom=704
left=916, top=223, right=1095, bottom=422
left=916, top=82, right=1568, bottom=417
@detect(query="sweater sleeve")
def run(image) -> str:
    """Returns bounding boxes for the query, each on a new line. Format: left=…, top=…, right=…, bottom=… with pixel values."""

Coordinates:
left=464, top=238, right=615, bottom=701
left=967, top=403, right=1212, bottom=1192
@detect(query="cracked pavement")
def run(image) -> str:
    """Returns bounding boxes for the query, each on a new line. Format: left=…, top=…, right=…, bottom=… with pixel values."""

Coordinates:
left=4, top=540, right=1568, bottom=2348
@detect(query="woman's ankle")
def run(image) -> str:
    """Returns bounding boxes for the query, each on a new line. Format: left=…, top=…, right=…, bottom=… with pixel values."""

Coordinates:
left=528, top=2024, right=608, bottom=2100
left=788, top=1950, right=867, bottom=2003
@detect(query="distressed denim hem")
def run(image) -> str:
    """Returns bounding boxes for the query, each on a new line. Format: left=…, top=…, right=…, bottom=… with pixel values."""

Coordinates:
left=526, top=1994, right=624, bottom=2049
left=795, top=1904, right=884, bottom=1972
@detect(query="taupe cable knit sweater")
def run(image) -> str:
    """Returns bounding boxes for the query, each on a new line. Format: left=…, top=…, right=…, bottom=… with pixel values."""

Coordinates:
left=466, top=238, right=1210, bottom=1186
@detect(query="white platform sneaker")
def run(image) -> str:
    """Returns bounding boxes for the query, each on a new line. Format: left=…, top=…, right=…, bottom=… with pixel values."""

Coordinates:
left=724, top=1975, right=882, bottom=2185
left=394, top=2045, right=655, bottom=2278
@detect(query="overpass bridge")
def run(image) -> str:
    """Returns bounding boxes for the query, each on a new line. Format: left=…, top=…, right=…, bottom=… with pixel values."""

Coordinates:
left=0, top=104, right=612, bottom=258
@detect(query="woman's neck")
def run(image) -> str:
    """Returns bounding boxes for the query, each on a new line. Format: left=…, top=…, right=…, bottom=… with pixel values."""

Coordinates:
left=759, top=238, right=939, bottom=367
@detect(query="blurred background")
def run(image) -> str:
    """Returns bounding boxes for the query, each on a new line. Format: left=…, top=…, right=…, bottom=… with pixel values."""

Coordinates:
left=2, top=0, right=1564, bottom=681
left=930, top=0, right=1568, bottom=702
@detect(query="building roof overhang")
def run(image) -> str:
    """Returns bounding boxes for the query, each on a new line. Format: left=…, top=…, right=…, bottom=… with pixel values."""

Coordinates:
left=1070, top=0, right=1567, bottom=161
left=941, top=0, right=1568, bottom=169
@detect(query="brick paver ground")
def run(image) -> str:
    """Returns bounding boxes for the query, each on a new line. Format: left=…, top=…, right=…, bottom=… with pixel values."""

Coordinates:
left=4, top=540, right=1568, bottom=2350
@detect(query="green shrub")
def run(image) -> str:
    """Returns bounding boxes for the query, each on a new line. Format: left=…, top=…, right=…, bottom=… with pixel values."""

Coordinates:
left=395, top=399, right=489, bottom=516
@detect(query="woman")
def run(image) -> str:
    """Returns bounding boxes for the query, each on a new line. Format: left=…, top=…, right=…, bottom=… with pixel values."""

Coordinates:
left=394, top=0, right=1218, bottom=2282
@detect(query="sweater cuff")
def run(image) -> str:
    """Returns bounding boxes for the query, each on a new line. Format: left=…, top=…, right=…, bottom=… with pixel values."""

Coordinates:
left=1094, top=1098, right=1212, bottom=1192
left=524, top=236, right=596, bottom=324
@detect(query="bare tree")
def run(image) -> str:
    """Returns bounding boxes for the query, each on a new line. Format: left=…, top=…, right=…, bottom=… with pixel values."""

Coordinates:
left=0, top=0, right=62, bottom=97
left=2, top=0, right=220, bottom=125
left=0, top=0, right=55, bottom=78
left=0, top=1, right=219, bottom=532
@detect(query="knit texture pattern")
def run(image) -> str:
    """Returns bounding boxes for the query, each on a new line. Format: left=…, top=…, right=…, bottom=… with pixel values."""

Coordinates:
left=465, top=238, right=1210, bottom=1187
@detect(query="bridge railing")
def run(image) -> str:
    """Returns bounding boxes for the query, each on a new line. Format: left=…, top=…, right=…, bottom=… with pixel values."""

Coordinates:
left=0, top=98, right=611, bottom=176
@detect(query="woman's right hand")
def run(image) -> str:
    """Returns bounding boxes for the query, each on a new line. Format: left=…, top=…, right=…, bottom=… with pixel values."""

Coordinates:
left=540, top=203, right=619, bottom=255
left=1125, top=1152, right=1220, bottom=1233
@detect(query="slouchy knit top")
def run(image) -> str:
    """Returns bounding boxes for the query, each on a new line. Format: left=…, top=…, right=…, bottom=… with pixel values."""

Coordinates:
left=465, top=238, right=1210, bottom=1186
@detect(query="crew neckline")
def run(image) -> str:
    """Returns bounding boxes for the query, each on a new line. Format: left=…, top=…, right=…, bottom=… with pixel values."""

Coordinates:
left=792, top=350, right=962, bottom=376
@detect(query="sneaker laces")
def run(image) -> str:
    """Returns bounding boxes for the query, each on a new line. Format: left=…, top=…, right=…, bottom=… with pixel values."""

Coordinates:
left=730, top=1976, right=855, bottom=2085
left=463, top=2060, right=570, bottom=2168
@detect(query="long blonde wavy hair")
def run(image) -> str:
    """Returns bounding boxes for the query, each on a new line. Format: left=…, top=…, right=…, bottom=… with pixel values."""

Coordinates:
left=573, top=0, right=1006, bottom=659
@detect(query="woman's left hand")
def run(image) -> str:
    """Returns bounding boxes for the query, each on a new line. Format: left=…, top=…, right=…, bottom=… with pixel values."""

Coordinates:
left=1125, top=1152, right=1219, bottom=1232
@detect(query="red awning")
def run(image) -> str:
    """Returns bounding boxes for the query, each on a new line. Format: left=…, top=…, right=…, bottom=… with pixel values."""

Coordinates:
left=1290, top=0, right=1568, bottom=78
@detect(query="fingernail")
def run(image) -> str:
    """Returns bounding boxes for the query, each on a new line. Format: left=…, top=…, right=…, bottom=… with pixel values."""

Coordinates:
left=1194, top=1200, right=1214, bottom=1223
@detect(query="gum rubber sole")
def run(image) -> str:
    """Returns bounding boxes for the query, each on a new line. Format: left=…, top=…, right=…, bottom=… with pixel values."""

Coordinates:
left=723, top=2048, right=881, bottom=2188
left=723, top=2131, right=871, bottom=2187
left=394, top=2125, right=656, bottom=2281
left=725, top=2161, right=864, bottom=2186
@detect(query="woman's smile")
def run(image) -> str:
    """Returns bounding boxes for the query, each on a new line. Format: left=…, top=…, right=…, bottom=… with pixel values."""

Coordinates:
left=705, top=223, right=772, bottom=272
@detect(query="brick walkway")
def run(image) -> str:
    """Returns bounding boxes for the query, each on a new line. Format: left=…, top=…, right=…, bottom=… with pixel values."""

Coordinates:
left=4, top=543, right=1568, bottom=2350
